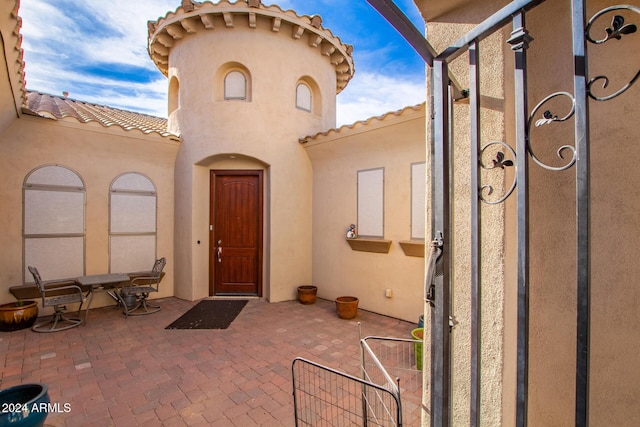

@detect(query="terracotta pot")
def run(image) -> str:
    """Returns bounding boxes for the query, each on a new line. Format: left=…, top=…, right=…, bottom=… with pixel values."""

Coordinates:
left=0, top=301, right=39, bottom=332
left=335, top=296, right=359, bottom=319
left=297, top=285, right=318, bottom=305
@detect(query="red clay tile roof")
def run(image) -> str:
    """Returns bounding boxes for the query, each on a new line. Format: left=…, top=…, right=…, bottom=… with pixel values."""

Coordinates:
left=23, top=91, right=179, bottom=139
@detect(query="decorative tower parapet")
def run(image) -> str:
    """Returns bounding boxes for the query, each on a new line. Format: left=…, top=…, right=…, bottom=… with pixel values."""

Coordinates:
left=147, top=0, right=355, bottom=93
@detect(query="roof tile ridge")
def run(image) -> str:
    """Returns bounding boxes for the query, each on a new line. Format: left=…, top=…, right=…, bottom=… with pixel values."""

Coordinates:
left=62, top=98, right=103, bottom=123
left=71, top=99, right=171, bottom=135
left=50, top=99, right=71, bottom=119
left=24, top=91, right=46, bottom=115
left=81, top=100, right=153, bottom=122
left=301, top=103, right=426, bottom=141
left=102, top=107, right=166, bottom=132
left=88, top=104, right=128, bottom=124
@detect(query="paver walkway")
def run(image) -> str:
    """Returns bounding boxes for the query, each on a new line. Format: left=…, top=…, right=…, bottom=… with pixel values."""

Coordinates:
left=0, top=297, right=417, bottom=426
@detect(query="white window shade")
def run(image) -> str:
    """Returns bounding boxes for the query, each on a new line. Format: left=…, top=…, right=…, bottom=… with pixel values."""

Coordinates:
left=357, top=168, right=384, bottom=238
left=296, top=83, right=312, bottom=112
left=24, top=190, right=84, bottom=235
left=26, top=165, right=83, bottom=187
left=411, top=162, right=426, bottom=240
left=110, top=194, right=156, bottom=233
left=24, top=237, right=84, bottom=282
left=109, top=172, right=157, bottom=273
left=225, top=71, right=246, bottom=100
left=112, top=173, right=156, bottom=192
left=110, top=235, right=156, bottom=273
left=23, top=165, right=86, bottom=283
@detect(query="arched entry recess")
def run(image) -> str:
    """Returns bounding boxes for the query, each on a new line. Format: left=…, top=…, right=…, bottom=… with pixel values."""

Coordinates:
left=194, top=154, right=270, bottom=298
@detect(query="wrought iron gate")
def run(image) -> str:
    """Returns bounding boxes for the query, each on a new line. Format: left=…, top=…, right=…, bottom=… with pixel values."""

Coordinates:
left=367, top=0, right=638, bottom=426
left=292, top=357, right=402, bottom=426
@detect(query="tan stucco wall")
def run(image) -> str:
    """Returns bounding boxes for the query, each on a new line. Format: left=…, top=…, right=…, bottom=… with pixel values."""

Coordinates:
left=0, top=116, right=179, bottom=310
left=303, top=106, right=426, bottom=323
left=167, top=13, right=338, bottom=302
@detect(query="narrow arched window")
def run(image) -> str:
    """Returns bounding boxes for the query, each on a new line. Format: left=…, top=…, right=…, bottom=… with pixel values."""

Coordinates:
left=23, top=165, right=85, bottom=282
left=109, top=173, right=157, bottom=273
left=296, top=83, right=312, bottom=112
left=168, top=76, right=180, bottom=115
left=224, top=71, right=247, bottom=100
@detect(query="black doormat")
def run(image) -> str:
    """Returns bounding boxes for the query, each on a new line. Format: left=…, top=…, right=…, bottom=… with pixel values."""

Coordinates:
left=166, top=300, right=248, bottom=330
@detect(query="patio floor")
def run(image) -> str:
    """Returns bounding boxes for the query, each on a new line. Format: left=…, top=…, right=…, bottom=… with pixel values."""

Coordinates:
left=0, top=297, right=417, bottom=426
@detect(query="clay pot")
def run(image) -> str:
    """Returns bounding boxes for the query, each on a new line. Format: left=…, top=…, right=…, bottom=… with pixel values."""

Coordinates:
left=335, top=296, right=359, bottom=319
left=297, top=286, right=318, bottom=305
left=0, top=301, right=38, bottom=332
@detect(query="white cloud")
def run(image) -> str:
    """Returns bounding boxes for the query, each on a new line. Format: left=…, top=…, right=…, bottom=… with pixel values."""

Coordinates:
left=20, top=0, right=177, bottom=70
left=336, top=72, right=425, bottom=127
left=19, top=1, right=71, bottom=41
left=76, top=0, right=177, bottom=68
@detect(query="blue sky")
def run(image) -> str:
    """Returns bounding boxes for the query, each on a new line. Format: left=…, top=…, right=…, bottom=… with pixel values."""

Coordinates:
left=19, top=0, right=426, bottom=127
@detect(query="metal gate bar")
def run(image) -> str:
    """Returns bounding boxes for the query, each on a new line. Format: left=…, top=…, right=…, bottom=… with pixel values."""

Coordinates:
left=468, top=39, right=481, bottom=427
left=508, top=11, right=533, bottom=427
left=571, top=1, right=590, bottom=424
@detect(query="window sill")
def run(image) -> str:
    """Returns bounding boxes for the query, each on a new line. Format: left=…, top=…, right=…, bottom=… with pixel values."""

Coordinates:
left=346, top=238, right=392, bottom=254
left=399, top=240, right=425, bottom=257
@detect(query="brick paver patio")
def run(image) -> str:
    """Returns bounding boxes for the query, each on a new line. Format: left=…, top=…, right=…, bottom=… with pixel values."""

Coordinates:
left=0, top=297, right=417, bottom=426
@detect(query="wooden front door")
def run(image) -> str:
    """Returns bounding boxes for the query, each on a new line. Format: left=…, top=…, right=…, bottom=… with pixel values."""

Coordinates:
left=210, top=170, right=263, bottom=296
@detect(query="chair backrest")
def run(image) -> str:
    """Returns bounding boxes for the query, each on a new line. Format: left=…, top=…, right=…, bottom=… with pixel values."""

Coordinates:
left=151, top=258, right=166, bottom=277
left=28, top=266, right=45, bottom=294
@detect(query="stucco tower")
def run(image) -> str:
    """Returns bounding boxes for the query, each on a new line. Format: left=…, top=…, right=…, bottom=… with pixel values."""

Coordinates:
left=147, top=0, right=354, bottom=302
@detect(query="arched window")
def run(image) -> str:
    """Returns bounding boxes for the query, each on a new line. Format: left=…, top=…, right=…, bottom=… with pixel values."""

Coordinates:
left=109, top=173, right=157, bottom=273
left=224, top=70, right=247, bottom=100
left=168, top=76, right=180, bottom=115
left=23, top=165, right=85, bottom=282
left=296, top=83, right=312, bottom=112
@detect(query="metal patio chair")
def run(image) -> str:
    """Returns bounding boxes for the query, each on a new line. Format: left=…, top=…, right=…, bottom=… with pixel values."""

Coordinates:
left=120, top=257, right=166, bottom=316
left=28, top=266, right=93, bottom=333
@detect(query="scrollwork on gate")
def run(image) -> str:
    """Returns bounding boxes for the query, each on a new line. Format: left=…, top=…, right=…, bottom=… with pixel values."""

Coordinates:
left=479, top=142, right=517, bottom=204
left=586, top=5, right=639, bottom=101
left=479, top=4, right=638, bottom=205
left=527, top=91, right=577, bottom=171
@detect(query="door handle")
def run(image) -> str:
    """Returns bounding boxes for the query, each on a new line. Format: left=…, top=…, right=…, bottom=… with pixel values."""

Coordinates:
left=217, top=246, right=222, bottom=263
